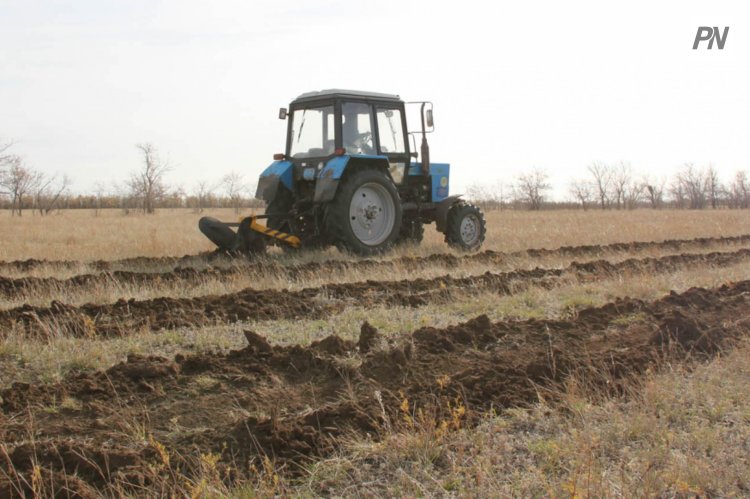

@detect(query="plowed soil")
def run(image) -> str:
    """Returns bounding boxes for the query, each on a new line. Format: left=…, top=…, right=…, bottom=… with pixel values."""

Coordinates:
left=1, top=234, right=749, bottom=281
left=1, top=248, right=749, bottom=339
left=2, top=280, right=749, bottom=496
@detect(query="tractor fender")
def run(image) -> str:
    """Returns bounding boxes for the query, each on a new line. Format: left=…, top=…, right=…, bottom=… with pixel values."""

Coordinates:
left=314, top=154, right=391, bottom=203
left=435, top=195, right=463, bottom=233
left=256, top=160, right=293, bottom=202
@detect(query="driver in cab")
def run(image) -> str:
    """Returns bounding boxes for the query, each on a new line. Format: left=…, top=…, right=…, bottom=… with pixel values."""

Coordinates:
left=342, top=105, right=375, bottom=155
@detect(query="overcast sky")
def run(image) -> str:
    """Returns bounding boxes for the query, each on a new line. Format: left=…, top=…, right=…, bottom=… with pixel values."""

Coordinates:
left=1, top=0, right=747, bottom=198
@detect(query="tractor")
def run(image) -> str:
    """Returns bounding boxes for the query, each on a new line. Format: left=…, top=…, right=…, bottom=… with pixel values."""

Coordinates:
left=199, top=89, right=487, bottom=256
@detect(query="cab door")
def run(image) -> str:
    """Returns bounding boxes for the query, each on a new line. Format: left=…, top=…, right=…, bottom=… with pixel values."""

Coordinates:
left=374, top=106, right=409, bottom=185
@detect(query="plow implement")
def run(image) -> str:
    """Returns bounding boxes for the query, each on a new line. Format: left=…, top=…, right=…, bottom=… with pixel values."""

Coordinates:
left=199, top=216, right=300, bottom=255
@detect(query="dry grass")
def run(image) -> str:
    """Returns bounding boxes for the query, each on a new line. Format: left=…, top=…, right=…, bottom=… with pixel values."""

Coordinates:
left=287, top=340, right=750, bottom=497
left=2, top=208, right=750, bottom=262
left=2, top=207, right=750, bottom=496
left=2, top=207, right=750, bottom=309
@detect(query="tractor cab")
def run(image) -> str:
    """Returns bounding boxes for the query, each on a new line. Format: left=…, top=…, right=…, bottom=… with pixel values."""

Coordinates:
left=276, top=90, right=412, bottom=195
left=284, top=90, right=407, bottom=159
left=199, top=89, right=487, bottom=256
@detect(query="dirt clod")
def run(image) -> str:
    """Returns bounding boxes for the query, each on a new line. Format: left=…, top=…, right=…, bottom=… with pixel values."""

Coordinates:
left=358, top=321, right=381, bottom=353
left=2, top=280, right=748, bottom=494
left=243, top=329, right=273, bottom=354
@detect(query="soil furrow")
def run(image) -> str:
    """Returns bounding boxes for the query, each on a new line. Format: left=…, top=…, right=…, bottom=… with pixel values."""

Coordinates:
left=1, top=234, right=750, bottom=280
left=1, top=280, right=749, bottom=496
left=1, top=248, right=749, bottom=339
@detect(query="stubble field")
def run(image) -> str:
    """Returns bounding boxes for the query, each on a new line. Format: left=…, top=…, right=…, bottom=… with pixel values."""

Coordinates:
left=1, top=208, right=749, bottom=497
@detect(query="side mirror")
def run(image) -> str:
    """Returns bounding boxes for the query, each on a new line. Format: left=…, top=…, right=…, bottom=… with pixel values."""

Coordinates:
left=425, top=109, right=434, bottom=128
left=278, top=108, right=288, bottom=120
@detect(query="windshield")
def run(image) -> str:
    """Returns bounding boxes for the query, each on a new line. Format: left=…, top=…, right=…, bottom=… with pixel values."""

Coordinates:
left=289, top=105, right=335, bottom=158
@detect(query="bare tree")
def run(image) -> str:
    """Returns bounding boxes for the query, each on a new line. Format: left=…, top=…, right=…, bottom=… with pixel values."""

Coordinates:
left=587, top=161, right=612, bottom=210
left=728, top=170, right=750, bottom=209
left=514, top=169, right=550, bottom=211
left=163, top=185, right=186, bottom=209
left=624, top=187, right=645, bottom=210
left=643, top=175, right=667, bottom=209
left=0, top=159, right=41, bottom=216
left=93, top=182, right=108, bottom=216
left=222, top=171, right=247, bottom=213
left=128, top=143, right=171, bottom=214
left=193, top=180, right=215, bottom=213
left=34, top=173, right=71, bottom=215
left=568, top=179, right=594, bottom=210
left=674, top=163, right=708, bottom=209
left=704, top=165, right=723, bottom=209
left=610, top=162, right=628, bottom=209
left=0, top=139, right=13, bottom=165
left=466, top=180, right=506, bottom=211
left=0, top=139, right=20, bottom=203
left=669, top=176, right=686, bottom=209
left=603, top=161, right=641, bottom=209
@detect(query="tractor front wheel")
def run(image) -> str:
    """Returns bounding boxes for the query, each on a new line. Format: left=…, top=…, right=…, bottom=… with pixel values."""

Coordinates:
left=325, top=169, right=402, bottom=256
left=444, top=202, right=487, bottom=251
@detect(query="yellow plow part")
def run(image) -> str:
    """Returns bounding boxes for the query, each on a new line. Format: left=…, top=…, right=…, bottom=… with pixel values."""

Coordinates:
left=247, top=216, right=301, bottom=248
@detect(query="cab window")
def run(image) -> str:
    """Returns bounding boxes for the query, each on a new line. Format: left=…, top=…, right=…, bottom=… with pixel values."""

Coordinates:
left=342, top=102, right=375, bottom=155
left=376, top=108, right=405, bottom=154
left=290, top=106, right=335, bottom=158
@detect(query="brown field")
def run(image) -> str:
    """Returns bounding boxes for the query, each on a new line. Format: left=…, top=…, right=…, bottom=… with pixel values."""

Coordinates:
left=1, top=208, right=750, bottom=497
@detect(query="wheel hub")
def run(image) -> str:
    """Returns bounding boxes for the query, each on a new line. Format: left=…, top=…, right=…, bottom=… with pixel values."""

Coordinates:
left=364, top=204, right=379, bottom=221
left=460, top=214, right=480, bottom=245
left=349, top=182, right=395, bottom=246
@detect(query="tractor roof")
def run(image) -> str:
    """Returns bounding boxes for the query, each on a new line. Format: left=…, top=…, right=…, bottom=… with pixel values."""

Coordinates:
left=293, top=89, right=401, bottom=104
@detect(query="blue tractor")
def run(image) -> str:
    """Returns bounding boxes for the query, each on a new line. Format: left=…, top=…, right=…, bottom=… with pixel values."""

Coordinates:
left=199, top=89, right=487, bottom=256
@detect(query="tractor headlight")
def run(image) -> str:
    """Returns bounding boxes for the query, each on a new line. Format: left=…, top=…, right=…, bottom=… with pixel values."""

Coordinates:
left=389, top=162, right=405, bottom=184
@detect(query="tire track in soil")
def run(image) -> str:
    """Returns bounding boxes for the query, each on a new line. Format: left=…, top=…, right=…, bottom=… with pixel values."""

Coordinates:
left=2, top=248, right=750, bottom=340
left=1, top=233, right=750, bottom=281
left=2, top=280, right=749, bottom=496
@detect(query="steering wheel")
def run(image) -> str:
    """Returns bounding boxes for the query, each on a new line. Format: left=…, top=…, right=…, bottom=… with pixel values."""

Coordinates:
left=353, top=131, right=375, bottom=154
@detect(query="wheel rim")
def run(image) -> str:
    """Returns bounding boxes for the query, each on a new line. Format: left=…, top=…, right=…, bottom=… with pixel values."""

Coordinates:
left=459, top=213, right=481, bottom=246
left=349, top=182, right=396, bottom=246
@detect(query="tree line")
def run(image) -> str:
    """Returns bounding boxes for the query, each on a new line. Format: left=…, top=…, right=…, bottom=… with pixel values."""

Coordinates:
left=468, top=162, right=750, bottom=211
left=2, top=138, right=749, bottom=214
left=0, top=140, right=262, bottom=215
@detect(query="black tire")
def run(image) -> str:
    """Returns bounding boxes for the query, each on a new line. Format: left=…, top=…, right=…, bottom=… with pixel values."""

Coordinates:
left=324, top=169, right=402, bottom=256
left=198, top=217, right=238, bottom=252
left=396, top=216, right=424, bottom=246
left=264, top=187, right=298, bottom=252
left=265, top=187, right=293, bottom=232
left=444, top=202, right=487, bottom=252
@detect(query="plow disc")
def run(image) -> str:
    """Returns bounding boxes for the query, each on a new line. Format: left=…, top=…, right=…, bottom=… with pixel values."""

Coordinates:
left=198, top=217, right=239, bottom=252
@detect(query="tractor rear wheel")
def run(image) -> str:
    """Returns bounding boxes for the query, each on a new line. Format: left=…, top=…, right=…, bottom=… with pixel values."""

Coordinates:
left=325, top=169, right=402, bottom=256
left=444, top=202, right=486, bottom=251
